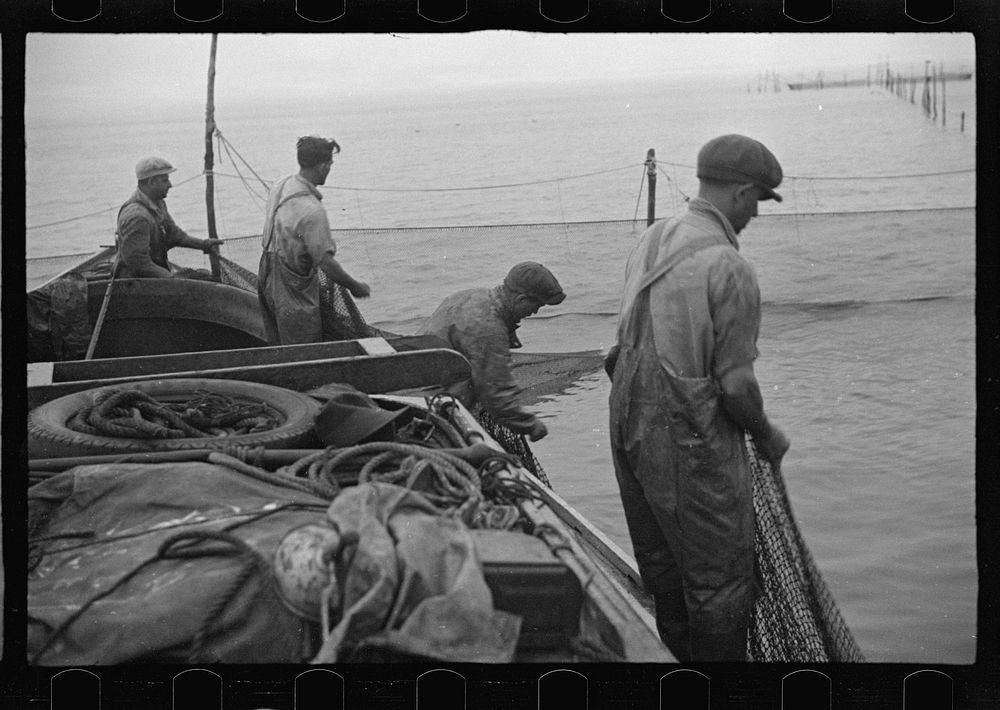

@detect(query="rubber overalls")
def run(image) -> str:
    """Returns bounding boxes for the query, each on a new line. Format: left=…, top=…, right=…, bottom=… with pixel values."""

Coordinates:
left=257, top=185, right=326, bottom=345
left=608, top=219, right=756, bottom=661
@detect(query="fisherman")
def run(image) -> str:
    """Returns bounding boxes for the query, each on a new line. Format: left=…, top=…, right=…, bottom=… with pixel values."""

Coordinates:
left=115, top=157, right=223, bottom=278
left=605, top=134, right=791, bottom=662
left=417, top=262, right=565, bottom=443
left=257, top=136, right=371, bottom=345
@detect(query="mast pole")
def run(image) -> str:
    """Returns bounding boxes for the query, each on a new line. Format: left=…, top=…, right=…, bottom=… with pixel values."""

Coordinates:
left=645, top=149, right=656, bottom=227
left=204, top=34, right=221, bottom=279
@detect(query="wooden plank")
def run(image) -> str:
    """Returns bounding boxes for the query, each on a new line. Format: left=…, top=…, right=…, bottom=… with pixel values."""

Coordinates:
left=28, top=349, right=472, bottom=410
left=27, top=362, right=55, bottom=388
left=529, top=475, right=646, bottom=590
left=51, top=339, right=367, bottom=383
left=357, top=337, right=396, bottom=355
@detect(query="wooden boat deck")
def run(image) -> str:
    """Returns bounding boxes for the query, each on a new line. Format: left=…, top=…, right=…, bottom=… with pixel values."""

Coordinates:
left=26, top=336, right=672, bottom=663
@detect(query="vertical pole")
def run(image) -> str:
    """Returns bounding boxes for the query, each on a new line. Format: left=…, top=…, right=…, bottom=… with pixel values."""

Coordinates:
left=923, top=61, right=931, bottom=117
left=645, top=149, right=656, bottom=227
left=941, top=63, right=946, bottom=127
left=204, top=34, right=221, bottom=279
left=960, top=111, right=965, bottom=133
left=932, top=64, right=938, bottom=122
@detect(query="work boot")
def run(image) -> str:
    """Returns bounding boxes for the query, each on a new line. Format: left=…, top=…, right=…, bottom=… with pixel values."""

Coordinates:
left=654, top=591, right=691, bottom=662
left=689, top=624, right=748, bottom=662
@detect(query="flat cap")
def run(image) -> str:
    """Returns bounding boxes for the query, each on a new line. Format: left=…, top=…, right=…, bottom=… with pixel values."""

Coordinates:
left=696, top=134, right=783, bottom=202
left=504, top=262, right=566, bottom=305
left=135, top=156, right=176, bottom=181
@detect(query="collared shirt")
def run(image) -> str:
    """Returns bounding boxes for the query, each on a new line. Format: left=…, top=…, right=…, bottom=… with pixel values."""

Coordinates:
left=618, top=197, right=760, bottom=380
left=417, top=286, right=538, bottom=432
left=116, top=189, right=193, bottom=277
left=262, top=174, right=336, bottom=276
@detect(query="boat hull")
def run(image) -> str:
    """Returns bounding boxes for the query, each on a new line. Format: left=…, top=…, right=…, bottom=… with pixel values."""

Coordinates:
left=86, top=278, right=268, bottom=358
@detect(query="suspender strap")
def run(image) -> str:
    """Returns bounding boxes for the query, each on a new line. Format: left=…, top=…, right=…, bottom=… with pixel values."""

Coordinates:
left=620, top=223, right=724, bottom=345
left=636, top=228, right=722, bottom=296
left=262, top=189, right=314, bottom=251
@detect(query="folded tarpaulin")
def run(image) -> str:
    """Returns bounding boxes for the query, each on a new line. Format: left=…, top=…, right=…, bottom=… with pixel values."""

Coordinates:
left=28, top=461, right=330, bottom=664
left=27, top=272, right=92, bottom=362
left=313, top=482, right=522, bottom=663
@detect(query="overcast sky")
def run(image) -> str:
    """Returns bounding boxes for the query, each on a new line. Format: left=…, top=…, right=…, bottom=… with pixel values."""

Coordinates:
left=25, top=32, right=975, bottom=123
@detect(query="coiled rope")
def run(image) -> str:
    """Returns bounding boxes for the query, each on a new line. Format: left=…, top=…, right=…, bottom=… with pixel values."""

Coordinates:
left=66, top=387, right=281, bottom=440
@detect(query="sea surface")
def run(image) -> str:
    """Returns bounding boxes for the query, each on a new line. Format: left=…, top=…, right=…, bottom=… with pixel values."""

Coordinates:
left=24, top=75, right=977, bottom=663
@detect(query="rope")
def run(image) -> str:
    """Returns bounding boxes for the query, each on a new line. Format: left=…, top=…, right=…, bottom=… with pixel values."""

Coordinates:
left=218, top=137, right=268, bottom=206
left=319, top=163, right=643, bottom=193
left=215, top=130, right=271, bottom=191
left=27, top=206, right=117, bottom=231
left=157, top=530, right=271, bottom=663
left=655, top=165, right=691, bottom=202
left=65, top=387, right=282, bottom=440
left=207, top=452, right=339, bottom=500
left=632, top=164, right=646, bottom=223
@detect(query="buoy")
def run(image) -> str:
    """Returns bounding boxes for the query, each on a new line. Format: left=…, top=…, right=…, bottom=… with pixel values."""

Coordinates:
left=273, top=522, right=342, bottom=622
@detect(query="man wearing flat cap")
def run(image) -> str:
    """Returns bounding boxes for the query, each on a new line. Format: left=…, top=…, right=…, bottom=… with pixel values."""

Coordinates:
left=115, top=157, right=223, bottom=278
left=418, top=262, right=565, bottom=442
left=606, top=134, right=790, bottom=662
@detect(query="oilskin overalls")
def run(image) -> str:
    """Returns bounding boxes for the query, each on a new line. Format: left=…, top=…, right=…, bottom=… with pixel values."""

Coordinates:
left=257, top=182, right=326, bottom=345
left=608, top=218, right=756, bottom=662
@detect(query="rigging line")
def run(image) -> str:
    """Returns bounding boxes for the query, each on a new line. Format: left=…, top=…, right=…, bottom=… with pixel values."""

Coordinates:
left=27, top=206, right=116, bottom=231
left=631, top=164, right=645, bottom=223
left=787, top=167, right=975, bottom=180
left=555, top=179, right=574, bottom=258
left=320, top=162, right=643, bottom=194
left=219, top=139, right=267, bottom=207
left=27, top=171, right=206, bottom=231
left=656, top=165, right=691, bottom=203
left=215, top=130, right=272, bottom=191
left=652, top=159, right=974, bottom=181
left=353, top=189, right=378, bottom=279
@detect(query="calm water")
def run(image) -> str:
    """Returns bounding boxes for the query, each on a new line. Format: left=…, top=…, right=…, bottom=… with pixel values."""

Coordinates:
left=25, top=76, right=977, bottom=663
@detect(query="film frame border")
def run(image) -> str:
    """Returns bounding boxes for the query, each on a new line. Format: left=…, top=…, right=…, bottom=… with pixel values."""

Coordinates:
left=2, top=0, right=997, bottom=707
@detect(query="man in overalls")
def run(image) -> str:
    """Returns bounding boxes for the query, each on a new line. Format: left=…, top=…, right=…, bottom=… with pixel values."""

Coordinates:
left=606, top=134, right=791, bottom=661
left=116, top=157, right=223, bottom=278
left=418, top=262, right=565, bottom=442
left=257, top=136, right=371, bottom=345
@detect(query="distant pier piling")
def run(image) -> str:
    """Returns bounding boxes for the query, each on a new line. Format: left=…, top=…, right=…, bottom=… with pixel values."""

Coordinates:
left=781, top=62, right=968, bottom=134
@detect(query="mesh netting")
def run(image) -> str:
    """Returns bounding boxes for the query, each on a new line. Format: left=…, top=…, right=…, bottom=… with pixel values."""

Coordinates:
left=748, top=436, right=865, bottom=662
left=214, top=255, right=395, bottom=341
left=473, top=408, right=550, bottom=487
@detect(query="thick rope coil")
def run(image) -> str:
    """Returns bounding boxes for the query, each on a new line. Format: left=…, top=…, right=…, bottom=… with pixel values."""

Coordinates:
left=63, top=387, right=283, bottom=441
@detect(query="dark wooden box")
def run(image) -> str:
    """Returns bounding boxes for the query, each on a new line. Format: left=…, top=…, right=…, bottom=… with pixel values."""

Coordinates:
left=471, top=529, right=583, bottom=649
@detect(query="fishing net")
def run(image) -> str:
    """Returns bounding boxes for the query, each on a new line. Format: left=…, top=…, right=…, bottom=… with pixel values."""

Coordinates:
left=214, top=254, right=393, bottom=342
left=748, top=436, right=866, bottom=662
left=473, top=408, right=550, bottom=487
